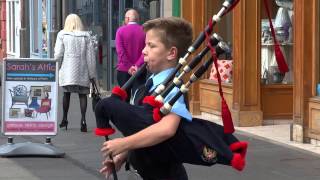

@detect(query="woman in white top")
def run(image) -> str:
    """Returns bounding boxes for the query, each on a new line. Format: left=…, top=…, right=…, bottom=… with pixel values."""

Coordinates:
left=54, top=14, right=97, bottom=132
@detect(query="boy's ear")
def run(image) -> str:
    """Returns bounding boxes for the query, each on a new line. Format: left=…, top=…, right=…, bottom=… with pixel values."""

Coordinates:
left=167, top=47, right=178, bottom=61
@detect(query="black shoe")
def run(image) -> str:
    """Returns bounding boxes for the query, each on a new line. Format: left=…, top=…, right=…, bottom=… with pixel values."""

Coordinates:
left=59, top=119, right=68, bottom=130
left=80, top=120, right=87, bottom=132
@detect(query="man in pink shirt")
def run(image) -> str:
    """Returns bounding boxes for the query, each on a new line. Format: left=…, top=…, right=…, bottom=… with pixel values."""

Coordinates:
left=115, top=9, right=146, bottom=100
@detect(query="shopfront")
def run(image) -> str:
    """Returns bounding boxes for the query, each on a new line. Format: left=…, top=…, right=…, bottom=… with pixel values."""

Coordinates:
left=306, top=0, right=320, bottom=142
left=181, top=0, right=320, bottom=142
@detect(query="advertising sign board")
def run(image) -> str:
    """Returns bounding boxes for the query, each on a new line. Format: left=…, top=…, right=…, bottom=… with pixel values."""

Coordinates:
left=2, top=58, right=58, bottom=135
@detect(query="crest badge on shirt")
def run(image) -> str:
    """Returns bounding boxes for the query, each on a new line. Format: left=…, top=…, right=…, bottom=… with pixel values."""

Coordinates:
left=201, top=145, right=218, bottom=164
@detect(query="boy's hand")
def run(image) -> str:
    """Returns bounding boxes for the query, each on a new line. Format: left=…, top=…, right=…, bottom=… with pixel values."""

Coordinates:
left=128, top=65, right=138, bottom=75
left=99, top=152, right=127, bottom=177
left=101, top=138, right=128, bottom=158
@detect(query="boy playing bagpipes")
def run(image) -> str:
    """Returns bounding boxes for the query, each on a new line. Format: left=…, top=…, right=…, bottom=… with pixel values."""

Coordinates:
left=95, top=17, right=247, bottom=180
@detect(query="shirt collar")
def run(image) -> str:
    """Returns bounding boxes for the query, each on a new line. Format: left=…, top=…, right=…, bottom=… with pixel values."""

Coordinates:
left=149, top=68, right=175, bottom=91
left=127, top=22, right=138, bottom=25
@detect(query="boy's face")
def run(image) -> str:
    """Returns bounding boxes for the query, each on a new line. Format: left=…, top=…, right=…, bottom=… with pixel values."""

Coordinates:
left=142, top=29, right=177, bottom=74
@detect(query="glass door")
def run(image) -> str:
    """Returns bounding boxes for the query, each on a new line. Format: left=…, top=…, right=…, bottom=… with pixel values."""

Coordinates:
left=105, top=0, right=132, bottom=90
left=104, top=0, right=152, bottom=90
left=106, top=0, right=120, bottom=90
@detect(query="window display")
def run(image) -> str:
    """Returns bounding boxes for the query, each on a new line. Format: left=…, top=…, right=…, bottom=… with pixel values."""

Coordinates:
left=261, top=0, right=293, bottom=85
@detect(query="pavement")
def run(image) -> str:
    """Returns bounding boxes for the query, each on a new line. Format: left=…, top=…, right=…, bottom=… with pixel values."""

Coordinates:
left=196, top=113, right=320, bottom=155
left=0, top=91, right=320, bottom=179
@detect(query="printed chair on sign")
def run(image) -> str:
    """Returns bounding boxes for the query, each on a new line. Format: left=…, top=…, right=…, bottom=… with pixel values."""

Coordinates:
left=9, top=85, right=31, bottom=108
left=36, top=98, right=51, bottom=119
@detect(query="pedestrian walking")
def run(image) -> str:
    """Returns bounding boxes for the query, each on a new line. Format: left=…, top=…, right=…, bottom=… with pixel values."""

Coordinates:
left=54, top=14, right=97, bottom=132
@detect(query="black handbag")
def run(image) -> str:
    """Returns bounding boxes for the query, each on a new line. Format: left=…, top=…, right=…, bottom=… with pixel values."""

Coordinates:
left=90, top=79, right=101, bottom=111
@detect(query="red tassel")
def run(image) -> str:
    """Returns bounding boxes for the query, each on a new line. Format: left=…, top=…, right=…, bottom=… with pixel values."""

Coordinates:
left=230, top=141, right=248, bottom=159
left=94, top=128, right=115, bottom=136
left=111, top=86, right=128, bottom=101
left=221, top=98, right=235, bottom=134
left=274, top=44, right=289, bottom=73
left=153, top=108, right=162, bottom=123
left=142, top=96, right=163, bottom=108
left=142, top=96, right=163, bottom=122
left=231, top=153, right=245, bottom=171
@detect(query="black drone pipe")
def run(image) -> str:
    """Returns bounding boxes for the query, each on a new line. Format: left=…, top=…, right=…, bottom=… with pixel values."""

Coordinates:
left=121, top=63, right=148, bottom=91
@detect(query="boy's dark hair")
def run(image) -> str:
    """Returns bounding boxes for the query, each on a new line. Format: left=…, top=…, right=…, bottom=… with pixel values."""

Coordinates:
left=143, top=17, right=193, bottom=59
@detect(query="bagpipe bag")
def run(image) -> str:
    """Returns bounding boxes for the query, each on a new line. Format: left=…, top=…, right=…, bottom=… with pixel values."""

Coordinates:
left=95, top=95, right=246, bottom=170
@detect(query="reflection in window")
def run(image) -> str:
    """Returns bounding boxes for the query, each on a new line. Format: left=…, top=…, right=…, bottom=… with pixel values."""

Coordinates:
left=125, top=0, right=133, bottom=9
left=134, top=0, right=150, bottom=23
left=6, top=0, right=17, bottom=55
left=30, top=0, right=48, bottom=57
left=42, top=0, right=48, bottom=56
left=31, top=0, right=39, bottom=54
left=111, top=48, right=118, bottom=85
left=112, top=1, right=120, bottom=40
left=77, top=0, right=94, bottom=28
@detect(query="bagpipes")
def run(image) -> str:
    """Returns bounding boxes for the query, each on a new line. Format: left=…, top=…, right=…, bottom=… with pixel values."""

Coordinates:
left=95, top=0, right=247, bottom=176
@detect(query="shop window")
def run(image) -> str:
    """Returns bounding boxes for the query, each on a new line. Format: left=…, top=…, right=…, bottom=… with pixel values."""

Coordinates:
left=6, top=0, right=20, bottom=56
left=261, top=0, right=293, bottom=85
left=42, top=0, right=48, bottom=56
left=208, top=0, right=233, bottom=84
left=78, top=0, right=94, bottom=27
left=30, top=0, right=50, bottom=58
